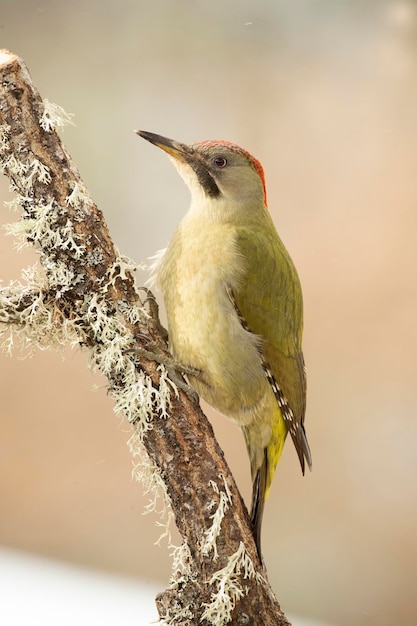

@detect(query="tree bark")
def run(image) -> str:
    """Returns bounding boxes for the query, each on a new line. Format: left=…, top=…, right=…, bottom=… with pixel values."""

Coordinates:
left=0, top=50, right=291, bottom=626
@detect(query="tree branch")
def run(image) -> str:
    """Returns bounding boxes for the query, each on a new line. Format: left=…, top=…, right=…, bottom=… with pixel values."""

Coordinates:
left=0, top=49, right=290, bottom=626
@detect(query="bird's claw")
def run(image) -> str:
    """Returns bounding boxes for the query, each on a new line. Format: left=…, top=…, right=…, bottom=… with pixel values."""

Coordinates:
left=132, top=344, right=200, bottom=403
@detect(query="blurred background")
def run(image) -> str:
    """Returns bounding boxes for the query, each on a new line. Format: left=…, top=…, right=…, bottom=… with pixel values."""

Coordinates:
left=1, top=1, right=416, bottom=625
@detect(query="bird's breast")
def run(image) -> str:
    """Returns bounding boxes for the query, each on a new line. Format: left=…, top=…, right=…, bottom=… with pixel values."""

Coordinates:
left=156, top=219, right=267, bottom=419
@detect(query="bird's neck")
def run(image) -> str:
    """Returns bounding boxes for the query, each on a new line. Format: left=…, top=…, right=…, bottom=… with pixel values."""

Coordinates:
left=186, top=193, right=268, bottom=226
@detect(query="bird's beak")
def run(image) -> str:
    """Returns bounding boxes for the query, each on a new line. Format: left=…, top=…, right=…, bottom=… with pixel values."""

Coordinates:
left=135, top=130, right=188, bottom=161
left=136, top=130, right=221, bottom=198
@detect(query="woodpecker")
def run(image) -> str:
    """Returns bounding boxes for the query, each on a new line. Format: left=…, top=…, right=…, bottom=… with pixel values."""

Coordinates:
left=136, top=130, right=312, bottom=555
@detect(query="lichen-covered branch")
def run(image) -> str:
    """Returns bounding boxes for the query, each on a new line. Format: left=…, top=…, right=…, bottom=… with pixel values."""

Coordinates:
left=0, top=49, right=290, bottom=626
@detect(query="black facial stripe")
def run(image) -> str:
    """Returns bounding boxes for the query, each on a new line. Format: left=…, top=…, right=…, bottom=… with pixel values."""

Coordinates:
left=184, top=155, right=220, bottom=197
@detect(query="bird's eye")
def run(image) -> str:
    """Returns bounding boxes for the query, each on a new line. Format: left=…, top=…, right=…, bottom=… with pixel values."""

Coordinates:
left=213, top=156, right=228, bottom=168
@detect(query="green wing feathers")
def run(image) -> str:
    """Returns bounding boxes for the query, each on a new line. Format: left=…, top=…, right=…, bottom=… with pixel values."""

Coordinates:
left=233, top=224, right=312, bottom=471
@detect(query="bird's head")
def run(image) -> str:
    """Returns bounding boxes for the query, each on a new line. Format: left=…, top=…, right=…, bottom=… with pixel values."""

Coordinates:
left=136, top=130, right=267, bottom=217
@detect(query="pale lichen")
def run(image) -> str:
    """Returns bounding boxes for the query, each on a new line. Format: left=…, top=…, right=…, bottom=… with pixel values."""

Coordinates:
left=201, top=474, right=233, bottom=560
left=40, top=99, right=75, bottom=132
left=1, top=153, right=28, bottom=179
left=0, top=278, right=81, bottom=355
left=86, top=248, right=105, bottom=267
left=66, top=181, right=94, bottom=208
left=24, top=157, right=51, bottom=188
left=129, top=430, right=175, bottom=546
left=113, top=365, right=169, bottom=428
left=5, top=200, right=85, bottom=259
left=104, top=249, right=139, bottom=289
left=4, top=196, right=23, bottom=212
left=117, top=299, right=146, bottom=325
left=201, top=542, right=264, bottom=625
left=0, top=123, right=10, bottom=154
left=159, top=542, right=196, bottom=626
left=4, top=217, right=33, bottom=251
left=169, top=542, right=193, bottom=583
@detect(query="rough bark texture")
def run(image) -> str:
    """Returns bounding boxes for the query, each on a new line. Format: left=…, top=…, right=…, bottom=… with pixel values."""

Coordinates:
left=0, top=50, right=291, bottom=626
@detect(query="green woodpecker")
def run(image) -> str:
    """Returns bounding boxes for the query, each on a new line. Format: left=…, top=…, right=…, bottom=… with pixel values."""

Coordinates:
left=136, top=130, right=312, bottom=554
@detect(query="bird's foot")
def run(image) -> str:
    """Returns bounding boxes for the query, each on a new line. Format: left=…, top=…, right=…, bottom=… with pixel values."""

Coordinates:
left=132, top=344, right=200, bottom=403
left=138, top=287, right=169, bottom=342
